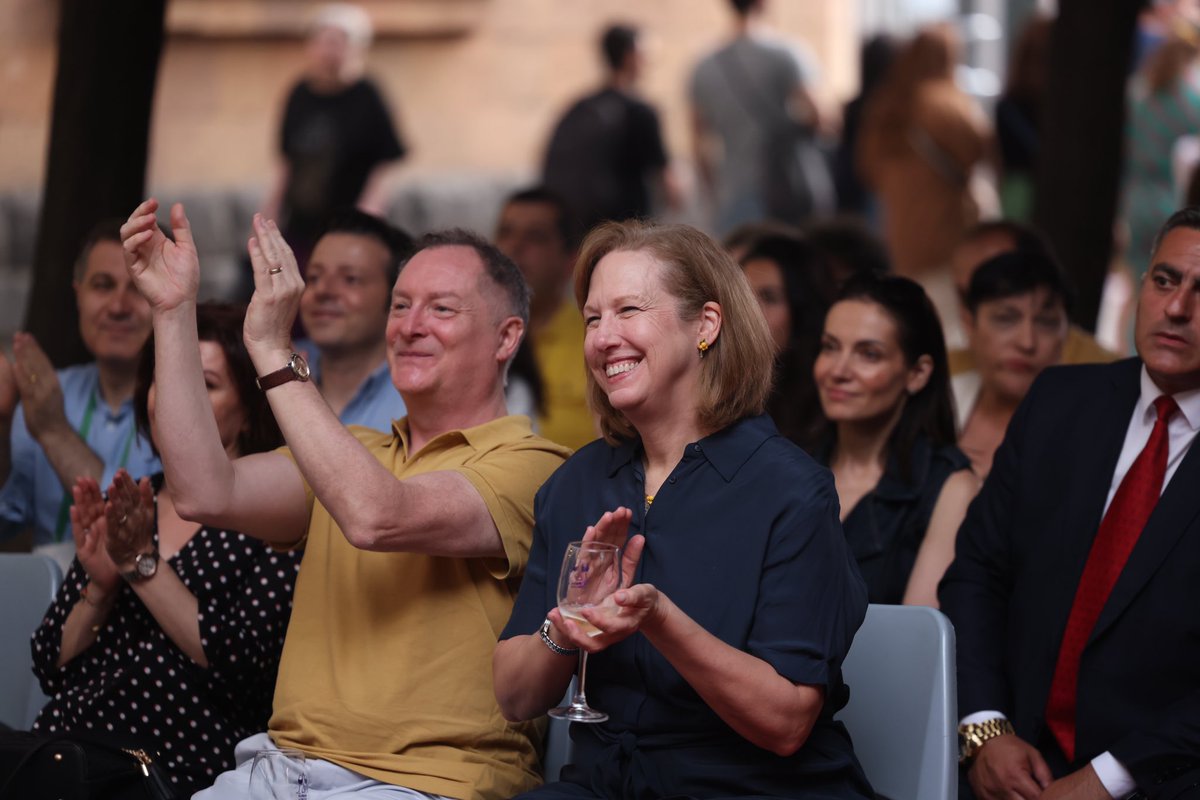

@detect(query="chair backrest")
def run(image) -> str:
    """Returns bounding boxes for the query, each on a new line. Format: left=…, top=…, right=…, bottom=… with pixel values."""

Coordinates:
left=0, top=553, right=63, bottom=730
left=542, top=682, right=574, bottom=782
left=836, top=604, right=958, bottom=800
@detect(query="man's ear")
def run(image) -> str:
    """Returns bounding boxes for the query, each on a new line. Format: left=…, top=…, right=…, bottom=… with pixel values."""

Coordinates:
left=497, top=316, right=524, bottom=364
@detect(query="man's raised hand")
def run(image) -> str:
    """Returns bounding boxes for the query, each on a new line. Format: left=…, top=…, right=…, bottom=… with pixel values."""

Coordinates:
left=121, top=199, right=200, bottom=312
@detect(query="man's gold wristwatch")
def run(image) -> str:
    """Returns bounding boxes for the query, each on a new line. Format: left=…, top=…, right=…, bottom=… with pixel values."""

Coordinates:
left=959, top=718, right=1015, bottom=764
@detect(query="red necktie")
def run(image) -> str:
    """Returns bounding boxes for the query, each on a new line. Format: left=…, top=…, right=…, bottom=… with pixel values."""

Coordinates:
left=1045, top=395, right=1179, bottom=762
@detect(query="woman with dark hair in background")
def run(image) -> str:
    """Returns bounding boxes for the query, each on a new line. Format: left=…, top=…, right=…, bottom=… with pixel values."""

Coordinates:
left=739, top=232, right=834, bottom=452
left=814, top=274, right=977, bottom=606
left=954, top=251, right=1070, bottom=478
left=30, top=303, right=299, bottom=796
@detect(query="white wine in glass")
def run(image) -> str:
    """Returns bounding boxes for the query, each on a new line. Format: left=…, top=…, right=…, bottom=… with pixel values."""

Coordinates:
left=548, top=540, right=622, bottom=723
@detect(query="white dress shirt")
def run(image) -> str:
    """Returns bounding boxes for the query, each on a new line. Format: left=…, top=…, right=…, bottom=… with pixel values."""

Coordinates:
left=962, top=367, right=1200, bottom=799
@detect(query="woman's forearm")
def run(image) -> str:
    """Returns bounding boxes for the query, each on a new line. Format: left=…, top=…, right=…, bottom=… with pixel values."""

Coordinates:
left=57, top=584, right=117, bottom=668
left=493, top=625, right=577, bottom=722
left=642, top=594, right=825, bottom=756
left=131, top=563, right=208, bottom=668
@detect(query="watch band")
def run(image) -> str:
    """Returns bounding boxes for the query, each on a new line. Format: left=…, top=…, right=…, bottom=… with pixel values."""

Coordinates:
left=539, top=618, right=579, bottom=656
left=959, top=717, right=1015, bottom=764
left=120, top=550, right=160, bottom=584
left=256, top=353, right=310, bottom=391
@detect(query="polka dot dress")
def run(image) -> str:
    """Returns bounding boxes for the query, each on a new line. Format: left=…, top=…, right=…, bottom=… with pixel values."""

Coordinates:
left=31, top=514, right=302, bottom=796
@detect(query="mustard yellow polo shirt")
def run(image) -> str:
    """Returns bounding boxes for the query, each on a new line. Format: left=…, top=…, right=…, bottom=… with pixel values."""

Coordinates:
left=269, top=416, right=570, bottom=800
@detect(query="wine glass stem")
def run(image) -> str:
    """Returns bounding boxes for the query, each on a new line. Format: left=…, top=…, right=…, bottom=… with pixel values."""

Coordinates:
left=573, top=651, right=591, bottom=708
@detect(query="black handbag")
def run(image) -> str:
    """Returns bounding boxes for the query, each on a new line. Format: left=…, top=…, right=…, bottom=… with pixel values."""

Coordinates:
left=0, top=730, right=176, bottom=800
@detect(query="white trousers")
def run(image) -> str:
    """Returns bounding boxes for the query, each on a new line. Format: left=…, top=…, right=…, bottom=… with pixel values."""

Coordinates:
left=192, top=732, right=457, bottom=800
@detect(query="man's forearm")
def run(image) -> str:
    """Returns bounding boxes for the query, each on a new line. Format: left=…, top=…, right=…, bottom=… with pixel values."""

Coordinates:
left=35, top=424, right=104, bottom=492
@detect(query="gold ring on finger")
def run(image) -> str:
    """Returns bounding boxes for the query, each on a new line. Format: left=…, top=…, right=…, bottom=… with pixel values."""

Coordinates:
left=268, top=266, right=283, bottom=275
left=119, top=514, right=128, bottom=524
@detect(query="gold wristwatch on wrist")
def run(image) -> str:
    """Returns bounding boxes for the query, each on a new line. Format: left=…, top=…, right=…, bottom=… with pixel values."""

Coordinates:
left=959, top=717, right=1015, bottom=764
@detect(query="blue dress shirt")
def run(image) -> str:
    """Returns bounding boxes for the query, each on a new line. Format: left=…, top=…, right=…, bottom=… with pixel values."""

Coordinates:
left=502, top=414, right=873, bottom=800
left=0, top=363, right=160, bottom=567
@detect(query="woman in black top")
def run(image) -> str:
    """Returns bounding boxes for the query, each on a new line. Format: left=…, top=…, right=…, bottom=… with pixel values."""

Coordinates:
left=738, top=232, right=834, bottom=453
left=813, top=274, right=977, bottom=606
left=31, top=304, right=299, bottom=796
left=494, top=221, right=872, bottom=799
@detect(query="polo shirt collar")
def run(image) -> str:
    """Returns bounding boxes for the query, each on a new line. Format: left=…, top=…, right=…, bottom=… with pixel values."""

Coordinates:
left=394, top=414, right=535, bottom=461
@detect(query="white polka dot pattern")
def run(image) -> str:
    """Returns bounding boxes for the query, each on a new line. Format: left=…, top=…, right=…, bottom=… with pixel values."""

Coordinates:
left=30, top=520, right=302, bottom=795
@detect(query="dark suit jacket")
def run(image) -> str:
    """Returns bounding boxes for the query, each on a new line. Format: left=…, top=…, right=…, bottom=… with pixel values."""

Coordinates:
left=940, top=358, right=1200, bottom=794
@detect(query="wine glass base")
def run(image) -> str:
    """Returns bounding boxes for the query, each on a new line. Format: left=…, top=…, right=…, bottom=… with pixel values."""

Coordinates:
left=548, top=704, right=608, bottom=723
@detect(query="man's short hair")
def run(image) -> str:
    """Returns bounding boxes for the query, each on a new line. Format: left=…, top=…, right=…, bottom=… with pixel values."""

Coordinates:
left=1149, top=206, right=1200, bottom=258
left=404, top=229, right=530, bottom=329
left=74, top=219, right=127, bottom=281
left=600, top=24, right=639, bottom=72
left=965, top=250, right=1075, bottom=315
left=317, top=209, right=414, bottom=287
left=501, top=187, right=577, bottom=251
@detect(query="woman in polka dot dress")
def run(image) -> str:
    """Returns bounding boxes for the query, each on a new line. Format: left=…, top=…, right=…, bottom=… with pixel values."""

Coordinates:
left=30, top=303, right=302, bottom=797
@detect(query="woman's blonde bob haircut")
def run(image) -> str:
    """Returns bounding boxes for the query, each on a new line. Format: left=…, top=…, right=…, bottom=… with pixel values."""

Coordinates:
left=573, top=220, right=776, bottom=444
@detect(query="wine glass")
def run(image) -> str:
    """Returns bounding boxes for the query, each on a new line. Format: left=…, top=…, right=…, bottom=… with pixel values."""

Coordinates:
left=548, top=540, right=622, bottom=723
left=248, top=748, right=309, bottom=800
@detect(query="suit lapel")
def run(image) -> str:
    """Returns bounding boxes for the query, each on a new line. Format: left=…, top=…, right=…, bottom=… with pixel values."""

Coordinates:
left=1031, top=362, right=1139, bottom=683
left=1048, top=362, right=1141, bottom=588
left=1090, top=420, right=1200, bottom=643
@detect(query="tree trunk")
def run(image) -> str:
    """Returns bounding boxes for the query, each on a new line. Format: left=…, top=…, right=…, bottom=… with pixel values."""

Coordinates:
left=1033, top=0, right=1144, bottom=332
left=24, top=0, right=166, bottom=366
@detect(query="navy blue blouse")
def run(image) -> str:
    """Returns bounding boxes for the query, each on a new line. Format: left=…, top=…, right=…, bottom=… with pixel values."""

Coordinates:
left=502, top=414, right=873, bottom=800
left=819, top=436, right=972, bottom=605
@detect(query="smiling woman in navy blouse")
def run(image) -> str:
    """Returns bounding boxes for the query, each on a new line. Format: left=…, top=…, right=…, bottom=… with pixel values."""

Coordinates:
left=493, top=221, right=873, bottom=800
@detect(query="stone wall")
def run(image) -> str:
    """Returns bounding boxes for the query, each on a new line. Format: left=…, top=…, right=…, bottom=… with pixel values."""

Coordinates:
left=0, top=0, right=857, bottom=191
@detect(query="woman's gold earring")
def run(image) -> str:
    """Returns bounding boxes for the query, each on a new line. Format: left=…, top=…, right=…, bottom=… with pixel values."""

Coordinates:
left=697, top=339, right=709, bottom=359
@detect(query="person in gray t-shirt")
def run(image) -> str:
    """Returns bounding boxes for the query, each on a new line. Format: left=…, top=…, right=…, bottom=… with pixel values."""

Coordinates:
left=690, top=0, right=829, bottom=234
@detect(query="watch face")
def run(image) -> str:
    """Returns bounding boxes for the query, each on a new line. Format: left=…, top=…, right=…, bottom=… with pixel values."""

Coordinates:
left=291, top=354, right=311, bottom=381
left=136, top=553, right=158, bottom=578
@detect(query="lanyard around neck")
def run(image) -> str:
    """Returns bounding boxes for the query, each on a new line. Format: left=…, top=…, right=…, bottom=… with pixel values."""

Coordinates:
left=53, top=390, right=137, bottom=542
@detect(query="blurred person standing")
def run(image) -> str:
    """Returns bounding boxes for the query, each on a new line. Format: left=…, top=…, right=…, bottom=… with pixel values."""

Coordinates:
left=1123, top=25, right=1200, bottom=282
left=995, top=16, right=1053, bottom=221
left=857, top=24, right=991, bottom=278
left=690, top=0, right=834, bottom=234
left=542, top=24, right=678, bottom=240
left=265, top=3, right=407, bottom=265
left=834, top=35, right=898, bottom=222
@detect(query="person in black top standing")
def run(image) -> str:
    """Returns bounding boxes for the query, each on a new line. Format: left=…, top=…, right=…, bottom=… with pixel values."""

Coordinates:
left=267, top=3, right=407, bottom=266
left=542, top=23, right=678, bottom=241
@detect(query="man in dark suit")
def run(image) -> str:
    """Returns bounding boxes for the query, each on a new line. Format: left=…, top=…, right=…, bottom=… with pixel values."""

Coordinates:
left=941, top=206, right=1200, bottom=800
